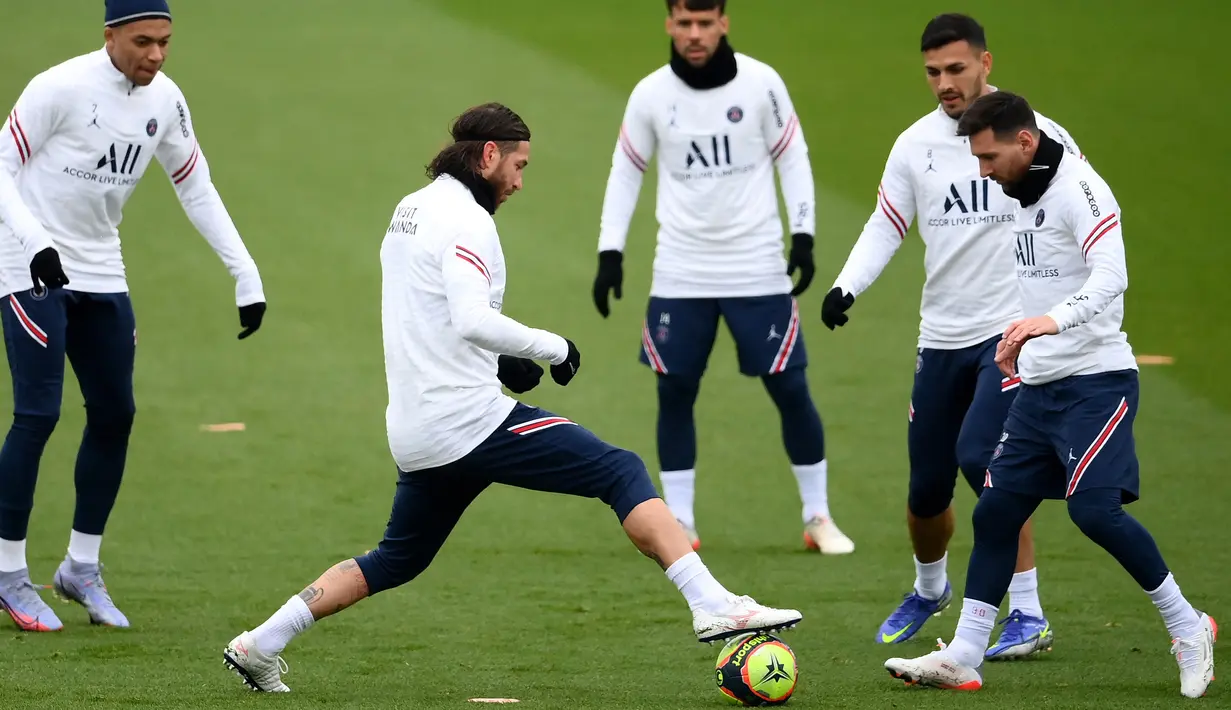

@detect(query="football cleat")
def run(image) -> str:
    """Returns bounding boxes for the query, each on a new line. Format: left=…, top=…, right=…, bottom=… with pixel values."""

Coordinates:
left=985, top=609, right=1052, bottom=660
left=224, top=631, right=291, bottom=692
left=0, top=568, right=62, bottom=632
left=803, top=516, right=854, bottom=554
left=877, top=583, right=952, bottom=644
left=693, top=594, right=802, bottom=643
left=885, top=639, right=984, bottom=691
left=1173, top=613, right=1216, bottom=698
left=52, top=557, right=130, bottom=628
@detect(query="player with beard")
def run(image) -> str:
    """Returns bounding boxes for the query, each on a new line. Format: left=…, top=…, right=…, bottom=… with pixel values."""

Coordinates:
left=592, top=0, right=854, bottom=556
left=824, top=14, right=1083, bottom=658
left=221, top=103, right=803, bottom=694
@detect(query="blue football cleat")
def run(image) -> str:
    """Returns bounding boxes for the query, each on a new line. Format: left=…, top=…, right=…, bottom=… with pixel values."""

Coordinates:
left=0, top=568, right=63, bottom=632
left=877, top=583, right=952, bottom=644
left=985, top=609, right=1052, bottom=660
left=52, top=558, right=130, bottom=628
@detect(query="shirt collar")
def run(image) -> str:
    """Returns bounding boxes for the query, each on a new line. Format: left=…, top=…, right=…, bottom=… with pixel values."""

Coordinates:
left=94, top=47, right=142, bottom=94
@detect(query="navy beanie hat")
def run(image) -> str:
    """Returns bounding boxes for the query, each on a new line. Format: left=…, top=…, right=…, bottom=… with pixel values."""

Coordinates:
left=104, top=0, right=171, bottom=28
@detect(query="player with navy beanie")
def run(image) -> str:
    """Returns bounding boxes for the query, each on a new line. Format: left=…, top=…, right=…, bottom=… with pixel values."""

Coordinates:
left=0, top=0, right=266, bottom=631
left=104, top=0, right=171, bottom=28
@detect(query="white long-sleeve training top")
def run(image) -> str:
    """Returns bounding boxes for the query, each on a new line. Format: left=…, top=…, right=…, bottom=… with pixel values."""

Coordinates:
left=832, top=100, right=1083, bottom=349
left=0, top=48, right=263, bottom=304
left=598, top=53, right=815, bottom=298
left=1009, top=144, right=1137, bottom=385
left=380, top=175, right=570, bottom=472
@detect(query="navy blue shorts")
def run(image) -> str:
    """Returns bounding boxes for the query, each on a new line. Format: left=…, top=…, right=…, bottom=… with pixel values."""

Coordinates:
left=985, top=369, right=1140, bottom=503
left=1, top=287, right=136, bottom=418
left=356, top=404, right=659, bottom=593
left=908, top=336, right=1020, bottom=500
left=639, top=295, right=805, bottom=377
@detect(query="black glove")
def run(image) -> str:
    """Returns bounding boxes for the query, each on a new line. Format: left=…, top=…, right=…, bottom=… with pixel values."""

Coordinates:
left=497, top=355, right=543, bottom=394
left=786, top=233, right=815, bottom=296
left=551, top=339, right=581, bottom=386
left=592, top=250, right=623, bottom=318
left=29, top=247, right=69, bottom=290
left=820, top=287, right=855, bottom=330
left=238, top=302, right=266, bottom=340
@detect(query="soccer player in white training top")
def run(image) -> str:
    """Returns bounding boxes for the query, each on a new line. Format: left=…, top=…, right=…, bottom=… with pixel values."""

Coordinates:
left=0, top=0, right=266, bottom=632
left=885, top=89, right=1216, bottom=699
left=825, top=14, right=1084, bottom=656
left=222, top=103, right=802, bottom=694
left=592, top=0, right=853, bottom=555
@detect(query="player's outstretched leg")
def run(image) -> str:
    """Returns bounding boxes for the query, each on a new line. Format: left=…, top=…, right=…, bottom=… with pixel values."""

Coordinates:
left=0, top=289, right=69, bottom=632
left=224, top=468, right=488, bottom=692
left=885, top=486, right=1040, bottom=691
left=1067, top=487, right=1216, bottom=698
left=52, top=294, right=137, bottom=628
left=761, top=369, right=853, bottom=554
left=655, top=374, right=702, bottom=549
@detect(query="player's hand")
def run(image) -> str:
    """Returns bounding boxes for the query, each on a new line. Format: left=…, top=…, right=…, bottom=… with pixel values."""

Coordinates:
left=238, top=302, right=266, bottom=340
left=551, top=339, right=581, bottom=386
left=994, top=337, right=1020, bottom=379
left=592, top=250, right=623, bottom=318
left=787, top=233, right=815, bottom=296
left=497, top=355, right=543, bottom=394
left=29, top=247, right=69, bottom=290
left=1002, top=316, right=1058, bottom=348
left=820, top=287, right=855, bottom=330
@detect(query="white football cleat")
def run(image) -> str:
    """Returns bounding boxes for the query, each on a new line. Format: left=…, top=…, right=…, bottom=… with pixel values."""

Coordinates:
left=885, top=640, right=984, bottom=691
left=1173, top=613, right=1217, bottom=698
left=223, top=631, right=291, bottom=692
left=693, top=594, right=802, bottom=643
left=803, top=516, right=855, bottom=555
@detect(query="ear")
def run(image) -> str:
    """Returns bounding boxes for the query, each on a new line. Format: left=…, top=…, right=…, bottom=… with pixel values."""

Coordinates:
left=104, top=27, right=115, bottom=47
left=664, top=13, right=673, bottom=35
left=719, top=14, right=730, bottom=33
left=1017, top=128, right=1035, bottom=151
left=482, top=141, right=500, bottom=169
left=982, top=50, right=993, bottom=75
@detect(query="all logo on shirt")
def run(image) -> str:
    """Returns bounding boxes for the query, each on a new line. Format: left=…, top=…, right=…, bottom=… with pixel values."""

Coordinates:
left=96, top=143, right=142, bottom=175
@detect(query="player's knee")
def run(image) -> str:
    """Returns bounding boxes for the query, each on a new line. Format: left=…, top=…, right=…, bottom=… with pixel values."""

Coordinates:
left=971, top=488, right=1032, bottom=545
left=8, top=412, right=59, bottom=445
left=601, top=448, right=659, bottom=523
left=657, top=374, right=701, bottom=413
left=1066, top=488, right=1123, bottom=542
left=354, top=544, right=428, bottom=595
left=84, top=401, right=135, bottom=437
left=907, top=469, right=955, bottom=519
left=762, top=368, right=813, bottom=413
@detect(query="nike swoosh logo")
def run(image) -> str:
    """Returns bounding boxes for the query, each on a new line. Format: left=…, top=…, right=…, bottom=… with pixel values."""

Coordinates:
left=881, top=623, right=914, bottom=643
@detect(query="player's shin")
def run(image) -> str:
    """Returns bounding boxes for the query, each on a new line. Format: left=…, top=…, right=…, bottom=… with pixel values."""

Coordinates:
left=250, top=559, right=368, bottom=656
left=622, top=499, right=730, bottom=609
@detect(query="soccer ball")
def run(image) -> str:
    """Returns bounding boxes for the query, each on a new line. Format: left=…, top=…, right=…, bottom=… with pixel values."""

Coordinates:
left=714, top=632, right=798, bottom=706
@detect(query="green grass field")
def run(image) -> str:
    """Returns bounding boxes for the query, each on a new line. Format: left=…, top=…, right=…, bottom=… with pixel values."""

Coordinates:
left=1, top=1, right=1228, bottom=708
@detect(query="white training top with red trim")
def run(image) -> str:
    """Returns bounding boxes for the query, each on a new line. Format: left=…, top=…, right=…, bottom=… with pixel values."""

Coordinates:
left=380, top=175, right=570, bottom=472
left=0, top=48, right=262, bottom=304
left=598, top=53, right=816, bottom=299
left=832, top=97, right=1084, bottom=350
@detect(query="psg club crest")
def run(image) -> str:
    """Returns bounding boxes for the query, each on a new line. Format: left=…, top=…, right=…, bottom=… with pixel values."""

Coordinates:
left=655, top=325, right=670, bottom=344
left=915, top=353, right=923, bottom=373
left=1035, top=209, right=1045, bottom=227
left=146, top=118, right=158, bottom=137
left=726, top=106, right=743, bottom=123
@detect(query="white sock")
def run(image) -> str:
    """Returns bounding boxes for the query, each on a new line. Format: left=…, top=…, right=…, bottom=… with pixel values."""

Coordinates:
left=1146, top=573, right=1201, bottom=640
left=67, top=530, right=102, bottom=565
left=251, top=596, right=315, bottom=656
left=665, top=551, right=732, bottom=613
left=659, top=470, right=696, bottom=529
left=792, top=459, right=830, bottom=522
left=1008, top=568, right=1044, bottom=618
left=948, top=598, right=997, bottom=668
left=913, top=553, right=948, bottom=600
left=0, top=538, right=27, bottom=573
